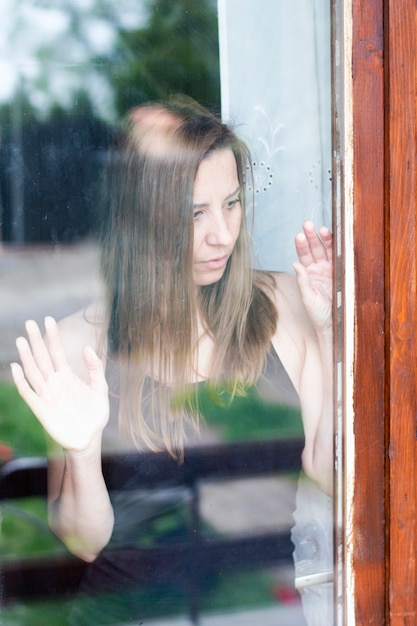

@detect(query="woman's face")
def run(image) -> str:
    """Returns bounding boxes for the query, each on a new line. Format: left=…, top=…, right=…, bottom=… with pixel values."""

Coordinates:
left=192, top=148, right=242, bottom=286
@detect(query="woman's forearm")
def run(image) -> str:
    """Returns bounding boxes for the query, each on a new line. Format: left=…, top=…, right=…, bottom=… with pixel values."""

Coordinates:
left=49, top=435, right=114, bottom=562
left=310, top=327, right=334, bottom=495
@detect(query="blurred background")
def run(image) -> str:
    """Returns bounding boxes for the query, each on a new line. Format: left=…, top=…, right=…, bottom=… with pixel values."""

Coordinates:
left=0, top=0, right=220, bottom=246
left=0, top=0, right=221, bottom=375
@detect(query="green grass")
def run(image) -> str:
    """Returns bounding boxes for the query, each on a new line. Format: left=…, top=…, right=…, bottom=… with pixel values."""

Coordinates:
left=0, top=498, right=66, bottom=560
left=0, top=381, right=46, bottom=457
left=0, top=599, right=74, bottom=626
left=184, top=381, right=304, bottom=442
left=202, top=394, right=302, bottom=441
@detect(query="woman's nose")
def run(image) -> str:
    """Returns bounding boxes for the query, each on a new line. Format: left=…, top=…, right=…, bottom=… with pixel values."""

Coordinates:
left=205, top=213, right=234, bottom=246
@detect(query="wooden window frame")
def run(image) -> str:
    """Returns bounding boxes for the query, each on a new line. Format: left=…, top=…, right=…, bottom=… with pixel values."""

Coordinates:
left=335, top=0, right=417, bottom=622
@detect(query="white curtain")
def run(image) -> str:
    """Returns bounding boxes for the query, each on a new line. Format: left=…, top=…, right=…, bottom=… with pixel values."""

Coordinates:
left=218, top=0, right=332, bottom=272
left=218, top=3, right=334, bottom=624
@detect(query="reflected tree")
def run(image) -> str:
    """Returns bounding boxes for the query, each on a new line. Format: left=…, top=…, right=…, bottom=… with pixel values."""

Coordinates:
left=110, top=0, right=220, bottom=115
left=0, top=0, right=219, bottom=122
left=0, top=0, right=220, bottom=243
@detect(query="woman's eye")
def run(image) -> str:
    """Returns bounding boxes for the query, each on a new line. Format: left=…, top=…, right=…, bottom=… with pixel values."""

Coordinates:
left=193, top=210, right=203, bottom=220
left=226, top=198, right=240, bottom=209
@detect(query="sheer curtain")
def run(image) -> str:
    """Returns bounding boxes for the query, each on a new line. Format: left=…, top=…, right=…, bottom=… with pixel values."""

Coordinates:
left=218, top=0, right=332, bottom=272
left=218, top=2, right=334, bottom=624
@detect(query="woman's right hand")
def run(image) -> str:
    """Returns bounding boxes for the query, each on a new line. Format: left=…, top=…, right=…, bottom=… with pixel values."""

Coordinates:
left=11, top=316, right=109, bottom=453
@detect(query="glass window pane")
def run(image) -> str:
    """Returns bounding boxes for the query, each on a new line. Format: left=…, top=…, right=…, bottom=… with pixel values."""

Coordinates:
left=0, top=2, right=335, bottom=624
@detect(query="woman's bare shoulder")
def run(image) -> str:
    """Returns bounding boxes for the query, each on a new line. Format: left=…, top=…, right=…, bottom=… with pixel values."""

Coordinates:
left=270, top=272, right=305, bottom=316
left=269, top=271, right=316, bottom=345
left=270, top=272, right=313, bottom=325
left=267, top=272, right=317, bottom=393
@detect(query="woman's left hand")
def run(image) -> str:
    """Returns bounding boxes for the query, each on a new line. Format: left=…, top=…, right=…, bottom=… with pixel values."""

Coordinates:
left=293, top=220, right=333, bottom=331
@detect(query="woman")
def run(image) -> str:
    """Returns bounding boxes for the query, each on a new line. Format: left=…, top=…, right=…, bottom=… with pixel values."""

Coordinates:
left=11, top=97, right=332, bottom=620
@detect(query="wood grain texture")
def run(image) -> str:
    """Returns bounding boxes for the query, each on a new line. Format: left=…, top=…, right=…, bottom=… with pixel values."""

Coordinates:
left=386, top=1, right=417, bottom=623
left=350, top=0, right=386, bottom=622
left=344, top=0, right=417, bottom=622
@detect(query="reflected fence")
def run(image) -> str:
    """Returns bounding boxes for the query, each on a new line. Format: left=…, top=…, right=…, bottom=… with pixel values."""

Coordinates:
left=0, top=439, right=304, bottom=624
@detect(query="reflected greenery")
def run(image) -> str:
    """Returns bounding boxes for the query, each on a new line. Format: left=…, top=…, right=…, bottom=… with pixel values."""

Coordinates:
left=110, top=0, right=220, bottom=115
left=0, top=0, right=219, bottom=124
left=0, top=382, right=46, bottom=458
left=0, top=0, right=220, bottom=244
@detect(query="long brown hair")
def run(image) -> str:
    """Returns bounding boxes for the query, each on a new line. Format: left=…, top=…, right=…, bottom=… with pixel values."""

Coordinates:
left=100, top=96, right=277, bottom=456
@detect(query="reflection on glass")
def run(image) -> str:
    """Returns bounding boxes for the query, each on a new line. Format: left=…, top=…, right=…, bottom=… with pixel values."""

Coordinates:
left=0, top=2, right=334, bottom=625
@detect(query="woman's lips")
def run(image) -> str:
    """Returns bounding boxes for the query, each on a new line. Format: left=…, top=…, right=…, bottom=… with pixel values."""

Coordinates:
left=200, top=254, right=229, bottom=270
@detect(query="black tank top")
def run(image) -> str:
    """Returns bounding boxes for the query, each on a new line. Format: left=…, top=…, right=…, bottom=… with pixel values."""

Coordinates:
left=103, top=343, right=303, bottom=448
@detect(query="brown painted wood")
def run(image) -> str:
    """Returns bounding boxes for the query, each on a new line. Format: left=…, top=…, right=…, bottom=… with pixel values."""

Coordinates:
left=342, top=0, right=417, bottom=622
left=349, top=0, right=386, bottom=622
left=386, top=1, right=417, bottom=623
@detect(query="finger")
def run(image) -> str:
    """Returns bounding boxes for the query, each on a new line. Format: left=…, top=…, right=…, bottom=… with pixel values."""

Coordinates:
left=301, top=221, right=328, bottom=261
left=10, top=362, right=49, bottom=420
left=82, top=345, right=108, bottom=395
left=292, top=262, right=317, bottom=310
left=44, top=316, right=69, bottom=371
left=318, top=226, right=333, bottom=259
left=15, top=336, right=49, bottom=394
left=292, top=261, right=310, bottom=290
left=295, top=231, right=314, bottom=267
left=25, top=319, right=55, bottom=379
